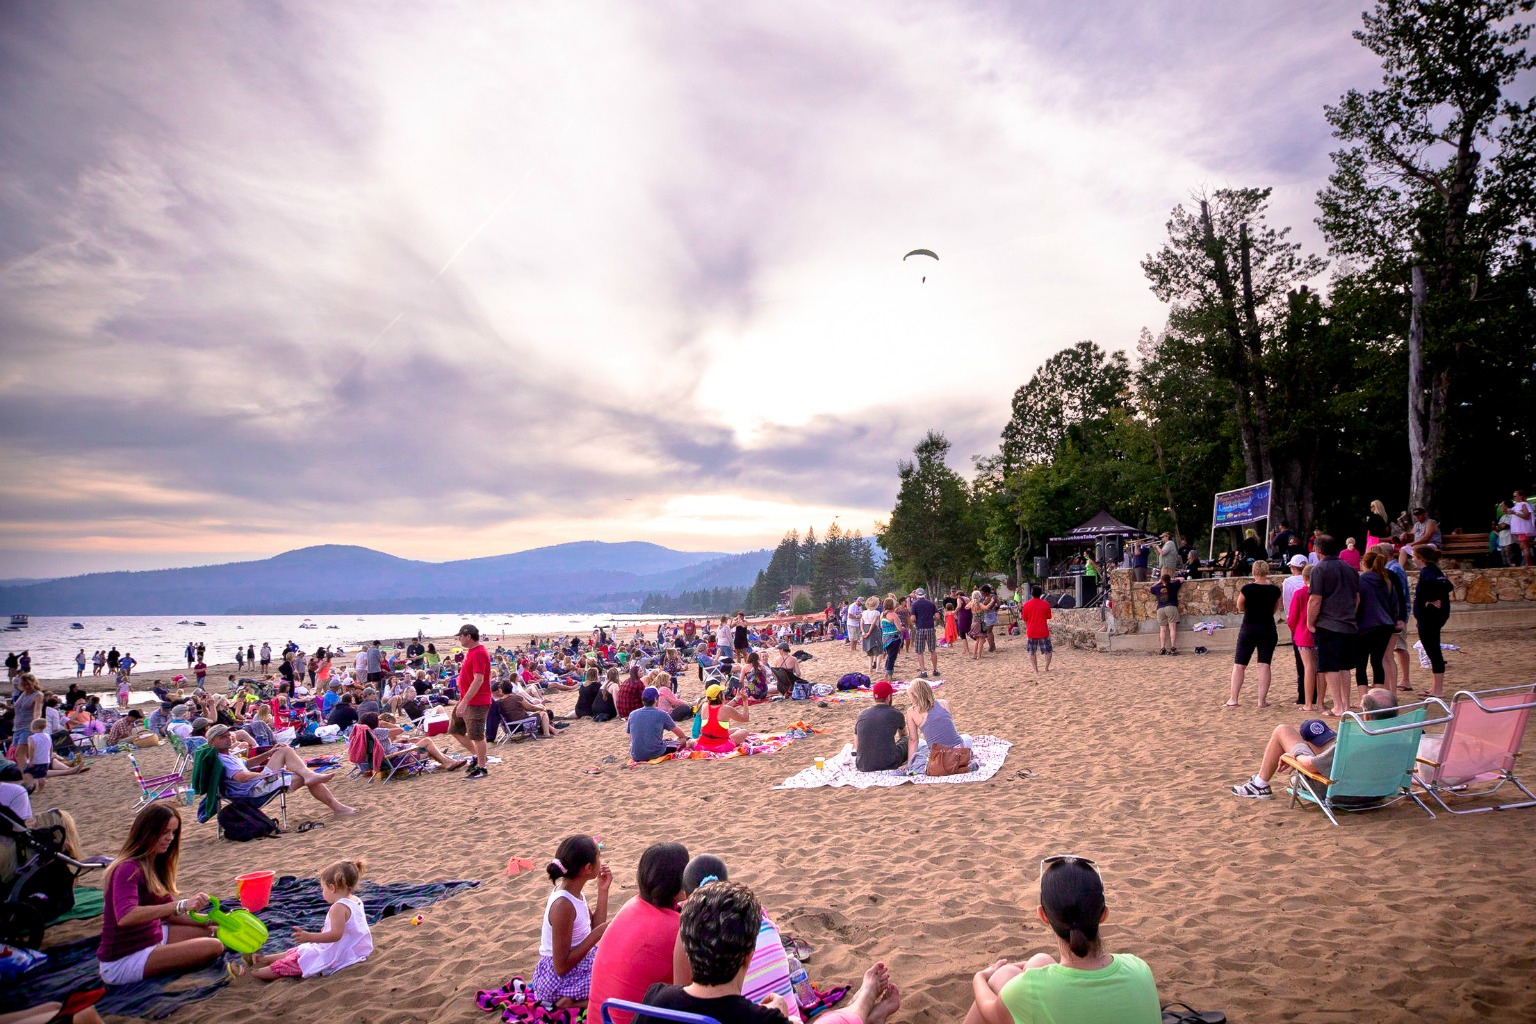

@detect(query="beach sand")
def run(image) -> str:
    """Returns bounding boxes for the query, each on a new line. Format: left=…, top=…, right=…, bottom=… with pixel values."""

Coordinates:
left=33, top=625, right=1536, bottom=1023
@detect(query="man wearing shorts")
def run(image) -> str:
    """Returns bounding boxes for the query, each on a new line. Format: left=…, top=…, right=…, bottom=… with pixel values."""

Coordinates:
left=1020, top=585, right=1053, bottom=672
left=908, top=587, right=939, bottom=678
left=449, top=624, right=492, bottom=780
left=207, top=724, right=355, bottom=815
left=1149, top=570, right=1183, bottom=656
left=1231, top=687, right=1398, bottom=798
left=1307, top=534, right=1360, bottom=716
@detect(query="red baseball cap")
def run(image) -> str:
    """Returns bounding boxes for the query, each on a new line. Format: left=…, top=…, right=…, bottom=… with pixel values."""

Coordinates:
left=872, top=680, right=895, bottom=700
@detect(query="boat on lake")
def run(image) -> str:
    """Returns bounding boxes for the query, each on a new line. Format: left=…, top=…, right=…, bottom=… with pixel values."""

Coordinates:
left=9, top=614, right=27, bottom=626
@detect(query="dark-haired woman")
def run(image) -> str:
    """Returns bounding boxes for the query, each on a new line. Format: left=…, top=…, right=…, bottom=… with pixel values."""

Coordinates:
left=588, top=842, right=690, bottom=1024
left=1354, top=550, right=1400, bottom=690
left=97, top=804, right=223, bottom=985
left=964, top=856, right=1158, bottom=1024
left=1412, top=544, right=1452, bottom=697
left=532, top=834, right=612, bottom=1008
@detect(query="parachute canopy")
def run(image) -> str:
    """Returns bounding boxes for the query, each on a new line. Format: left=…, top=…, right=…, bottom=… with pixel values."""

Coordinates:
left=902, top=249, right=938, bottom=261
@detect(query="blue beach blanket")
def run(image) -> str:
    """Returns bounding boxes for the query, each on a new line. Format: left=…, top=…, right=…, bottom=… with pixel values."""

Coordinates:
left=2, top=876, right=479, bottom=1018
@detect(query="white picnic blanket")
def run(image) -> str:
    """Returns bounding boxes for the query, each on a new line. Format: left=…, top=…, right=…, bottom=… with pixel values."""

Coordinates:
left=1413, top=640, right=1461, bottom=670
left=773, top=734, right=1011, bottom=790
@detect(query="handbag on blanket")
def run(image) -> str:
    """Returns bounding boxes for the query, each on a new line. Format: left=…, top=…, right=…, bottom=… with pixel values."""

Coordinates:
left=925, top=744, right=971, bottom=777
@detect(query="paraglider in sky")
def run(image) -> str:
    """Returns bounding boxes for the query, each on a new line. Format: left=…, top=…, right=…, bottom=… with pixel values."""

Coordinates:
left=903, top=248, right=938, bottom=283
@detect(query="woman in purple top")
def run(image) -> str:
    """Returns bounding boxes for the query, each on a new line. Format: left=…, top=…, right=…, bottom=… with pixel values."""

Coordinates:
left=97, top=804, right=223, bottom=985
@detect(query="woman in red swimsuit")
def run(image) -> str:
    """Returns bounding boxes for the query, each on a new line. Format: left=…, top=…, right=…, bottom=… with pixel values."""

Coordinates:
left=695, top=684, right=750, bottom=754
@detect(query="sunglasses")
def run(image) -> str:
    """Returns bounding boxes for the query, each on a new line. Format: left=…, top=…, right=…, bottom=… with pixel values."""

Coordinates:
left=1039, top=854, right=1101, bottom=881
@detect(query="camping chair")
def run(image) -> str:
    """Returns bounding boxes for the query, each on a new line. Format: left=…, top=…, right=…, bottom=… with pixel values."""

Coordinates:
left=494, top=712, right=540, bottom=744
left=1413, top=685, right=1536, bottom=814
left=356, top=724, right=429, bottom=782
left=769, top=665, right=810, bottom=698
left=1282, top=698, right=1451, bottom=826
left=696, top=655, right=725, bottom=686
left=127, top=751, right=190, bottom=809
left=188, top=743, right=288, bottom=831
left=601, top=998, right=720, bottom=1024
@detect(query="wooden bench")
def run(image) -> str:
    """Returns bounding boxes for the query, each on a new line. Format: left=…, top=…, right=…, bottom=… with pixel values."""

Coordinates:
left=1440, top=532, right=1493, bottom=567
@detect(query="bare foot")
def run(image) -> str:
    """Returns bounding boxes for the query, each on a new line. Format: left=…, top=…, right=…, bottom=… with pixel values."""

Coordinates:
left=333, top=805, right=359, bottom=817
left=1257, top=702, right=1271, bottom=708
left=1222, top=702, right=1240, bottom=709
left=867, top=982, right=902, bottom=1024
left=848, top=962, right=890, bottom=1022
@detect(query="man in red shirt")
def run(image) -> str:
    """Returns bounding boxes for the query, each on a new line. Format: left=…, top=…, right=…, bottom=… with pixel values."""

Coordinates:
left=1020, top=586, right=1054, bottom=673
left=449, top=624, right=492, bottom=780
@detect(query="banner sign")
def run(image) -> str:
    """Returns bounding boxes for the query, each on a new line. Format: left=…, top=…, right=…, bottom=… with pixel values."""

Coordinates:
left=1212, top=480, right=1272, bottom=529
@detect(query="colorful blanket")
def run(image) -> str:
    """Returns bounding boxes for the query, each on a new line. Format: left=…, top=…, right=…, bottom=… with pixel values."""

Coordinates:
left=631, top=723, right=824, bottom=766
left=773, top=735, right=1012, bottom=790
left=816, top=678, right=944, bottom=707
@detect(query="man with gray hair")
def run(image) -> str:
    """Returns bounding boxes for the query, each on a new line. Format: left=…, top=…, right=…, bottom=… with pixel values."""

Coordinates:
left=908, top=587, right=939, bottom=678
left=1231, top=687, right=1399, bottom=799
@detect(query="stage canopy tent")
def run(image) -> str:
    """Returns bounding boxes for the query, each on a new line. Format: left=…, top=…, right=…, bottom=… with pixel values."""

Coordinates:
left=1047, top=509, right=1147, bottom=546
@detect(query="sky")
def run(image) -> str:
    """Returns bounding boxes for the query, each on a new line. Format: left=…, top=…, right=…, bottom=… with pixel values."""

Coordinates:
left=0, top=1, right=1387, bottom=577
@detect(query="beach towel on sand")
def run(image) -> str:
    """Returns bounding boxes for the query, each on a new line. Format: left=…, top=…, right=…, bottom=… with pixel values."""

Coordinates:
left=3, top=876, right=479, bottom=1018
left=774, top=735, right=1011, bottom=790
left=631, top=724, right=823, bottom=766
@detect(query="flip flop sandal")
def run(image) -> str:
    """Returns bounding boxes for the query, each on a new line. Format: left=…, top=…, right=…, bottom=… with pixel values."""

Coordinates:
left=1161, top=1002, right=1226, bottom=1024
left=780, top=934, right=814, bottom=960
left=581, top=767, right=603, bottom=776
left=1012, top=768, right=1035, bottom=781
left=296, top=821, right=325, bottom=833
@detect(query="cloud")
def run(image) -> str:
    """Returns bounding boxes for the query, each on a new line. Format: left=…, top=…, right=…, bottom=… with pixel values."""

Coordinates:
left=0, top=0, right=1385, bottom=575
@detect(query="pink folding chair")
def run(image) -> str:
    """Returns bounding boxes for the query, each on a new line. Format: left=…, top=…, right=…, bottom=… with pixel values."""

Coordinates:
left=1414, top=684, right=1536, bottom=814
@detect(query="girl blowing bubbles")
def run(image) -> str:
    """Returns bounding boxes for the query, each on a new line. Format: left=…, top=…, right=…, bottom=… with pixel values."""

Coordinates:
left=533, top=835, right=612, bottom=1009
left=244, top=859, right=373, bottom=981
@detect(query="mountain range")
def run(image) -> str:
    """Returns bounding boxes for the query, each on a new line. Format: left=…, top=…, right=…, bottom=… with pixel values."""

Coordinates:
left=0, top=542, right=771, bottom=615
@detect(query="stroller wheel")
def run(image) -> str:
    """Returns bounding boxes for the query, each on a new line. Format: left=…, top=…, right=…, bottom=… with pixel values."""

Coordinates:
left=0, top=900, right=45, bottom=950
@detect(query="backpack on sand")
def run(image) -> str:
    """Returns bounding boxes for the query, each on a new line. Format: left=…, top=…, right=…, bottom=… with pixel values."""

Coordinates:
left=217, top=801, right=281, bottom=841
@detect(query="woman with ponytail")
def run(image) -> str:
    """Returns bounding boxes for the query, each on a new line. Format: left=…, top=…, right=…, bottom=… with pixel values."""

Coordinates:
left=963, top=856, right=1158, bottom=1024
left=532, top=835, right=612, bottom=1009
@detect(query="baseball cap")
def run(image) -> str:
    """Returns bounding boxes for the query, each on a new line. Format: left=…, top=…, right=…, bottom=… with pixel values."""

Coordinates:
left=641, top=686, right=660, bottom=703
left=872, top=680, right=895, bottom=700
left=206, top=724, right=231, bottom=741
left=1299, top=719, right=1336, bottom=746
left=1411, top=507, right=1426, bottom=515
left=913, top=587, right=926, bottom=598
left=704, top=684, right=725, bottom=699
left=1288, top=555, right=1307, bottom=568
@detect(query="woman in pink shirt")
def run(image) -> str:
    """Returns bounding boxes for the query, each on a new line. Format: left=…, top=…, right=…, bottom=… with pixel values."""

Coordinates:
left=587, top=842, right=691, bottom=1024
left=1286, top=566, right=1317, bottom=711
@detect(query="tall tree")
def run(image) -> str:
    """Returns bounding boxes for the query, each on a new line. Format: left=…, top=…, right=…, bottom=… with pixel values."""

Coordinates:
left=878, top=432, right=976, bottom=591
left=999, top=341, right=1132, bottom=471
left=1317, top=0, right=1536, bottom=510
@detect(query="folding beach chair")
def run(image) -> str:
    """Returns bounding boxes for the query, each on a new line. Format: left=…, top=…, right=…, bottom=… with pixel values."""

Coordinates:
left=359, top=724, right=429, bottom=782
left=127, top=751, right=190, bottom=809
left=188, top=743, right=289, bottom=832
left=601, top=998, right=720, bottom=1024
left=1282, top=698, right=1451, bottom=826
left=1413, top=684, right=1536, bottom=814
left=769, top=665, right=811, bottom=698
left=696, top=655, right=725, bottom=686
left=494, top=713, right=540, bottom=744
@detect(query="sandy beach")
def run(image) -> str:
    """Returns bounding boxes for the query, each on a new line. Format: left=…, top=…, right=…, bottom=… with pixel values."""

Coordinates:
left=28, top=623, right=1536, bottom=1024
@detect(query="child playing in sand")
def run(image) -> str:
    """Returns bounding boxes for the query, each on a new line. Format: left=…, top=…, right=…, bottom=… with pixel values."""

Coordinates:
left=243, top=859, right=373, bottom=981
left=532, top=835, right=612, bottom=1009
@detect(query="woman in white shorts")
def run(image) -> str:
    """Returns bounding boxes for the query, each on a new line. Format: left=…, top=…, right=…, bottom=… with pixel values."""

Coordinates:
left=97, top=803, right=223, bottom=985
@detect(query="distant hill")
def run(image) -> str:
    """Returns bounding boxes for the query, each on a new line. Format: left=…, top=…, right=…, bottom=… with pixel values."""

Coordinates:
left=0, top=542, right=772, bottom=615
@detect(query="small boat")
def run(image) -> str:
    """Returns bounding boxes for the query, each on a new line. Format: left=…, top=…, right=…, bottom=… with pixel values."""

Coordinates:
left=105, top=627, right=115, bottom=631
left=70, top=622, right=85, bottom=629
left=176, top=620, right=191, bottom=625
left=9, top=614, right=27, bottom=626
left=151, top=627, right=162, bottom=631
left=326, top=625, right=339, bottom=629
left=192, top=621, right=207, bottom=626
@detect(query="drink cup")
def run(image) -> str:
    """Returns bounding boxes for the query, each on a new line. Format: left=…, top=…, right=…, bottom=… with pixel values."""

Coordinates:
left=815, top=757, right=825, bottom=771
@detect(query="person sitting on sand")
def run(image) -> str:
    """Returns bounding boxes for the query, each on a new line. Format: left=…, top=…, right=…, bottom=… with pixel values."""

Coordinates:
left=628, top=687, right=693, bottom=762
left=575, top=669, right=617, bottom=722
left=964, top=856, right=1158, bottom=1024
left=733, top=652, right=770, bottom=702
left=206, top=724, right=357, bottom=816
left=1230, top=687, right=1398, bottom=800
left=239, top=858, right=373, bottom=981
left=695, top=684, right=750, bottom=754
left=645, top=670, right=693, bottom=720
left=96, top=803, right=224, bottom=986
left=853, top=681, right=907, bottom=772
left=533, top=835, right=612, bottom=1009
left=587, top=842, right=690, bottom=1024
left=904, top=679, right=974, bottom=774
left=643, top=868, right=900, bottom=1024
left=616, top=665, right=646, bottom=720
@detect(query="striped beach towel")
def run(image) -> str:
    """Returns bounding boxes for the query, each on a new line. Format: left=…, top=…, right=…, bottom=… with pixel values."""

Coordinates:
left=743, top=913, right=802, bottom=1022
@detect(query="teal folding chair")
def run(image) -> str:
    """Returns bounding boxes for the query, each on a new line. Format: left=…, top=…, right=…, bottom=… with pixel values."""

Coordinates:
left=1283, top=698, right=1451, bottom=825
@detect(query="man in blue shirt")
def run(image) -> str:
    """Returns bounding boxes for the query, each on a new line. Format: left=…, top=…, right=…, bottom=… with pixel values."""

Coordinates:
left=908, top=588, right=940, bottom=678
left=627, top=687, right=692, bottom=762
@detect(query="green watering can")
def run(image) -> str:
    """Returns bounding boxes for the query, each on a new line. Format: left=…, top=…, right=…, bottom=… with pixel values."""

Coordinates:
left=186, top=896, right=269, bottom=954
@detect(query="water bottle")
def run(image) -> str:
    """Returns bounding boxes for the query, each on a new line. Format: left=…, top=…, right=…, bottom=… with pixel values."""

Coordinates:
left=786, top=956, right=819, bottom=1012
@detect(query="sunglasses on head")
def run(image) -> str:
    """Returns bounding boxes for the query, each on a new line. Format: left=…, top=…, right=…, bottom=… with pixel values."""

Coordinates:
left=1039, top=855, right=1101, bottom=881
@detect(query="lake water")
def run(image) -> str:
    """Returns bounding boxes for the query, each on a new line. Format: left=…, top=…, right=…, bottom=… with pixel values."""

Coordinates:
left=4, top=612, right=660, bottom=679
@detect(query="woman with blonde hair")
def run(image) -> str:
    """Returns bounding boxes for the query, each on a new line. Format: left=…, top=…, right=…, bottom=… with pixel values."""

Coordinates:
left=904, top=678, right=974, bottom=773
left=860, top=596, right=882, bottom=673
left=96, top=804, right=222, bottom=985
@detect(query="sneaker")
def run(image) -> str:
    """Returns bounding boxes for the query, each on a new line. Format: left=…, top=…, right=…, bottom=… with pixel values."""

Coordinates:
left=1231, top=778, right=1273, bottom=799
left=1158, top=648, right=1167, bottom=656
left=465, top=765, right=489, bottom=780
left=918, top=671, right=929, bottom=678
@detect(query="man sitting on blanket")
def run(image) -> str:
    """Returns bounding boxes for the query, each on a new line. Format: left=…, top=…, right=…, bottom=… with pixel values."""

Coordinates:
left=629, top=687, right=693, bottom=761
left=207, top=724, right=357, bottom=816
left=853, top=681, right=907, bottom=772
left=1230, top=687, right=1398, bottom=800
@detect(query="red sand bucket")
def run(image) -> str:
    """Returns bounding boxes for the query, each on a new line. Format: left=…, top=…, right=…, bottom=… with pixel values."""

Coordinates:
left=235, top=870, right=276, bottom=913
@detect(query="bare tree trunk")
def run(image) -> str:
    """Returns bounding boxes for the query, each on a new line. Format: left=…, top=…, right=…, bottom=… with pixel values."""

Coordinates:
left=1201, top=201, right=1263, bottom=484
left=1407, top=266, right=1433, bottom=509
left=1149, top=420, right=1183, bottom=543
left=1237, top=224, right=1276, bottom=484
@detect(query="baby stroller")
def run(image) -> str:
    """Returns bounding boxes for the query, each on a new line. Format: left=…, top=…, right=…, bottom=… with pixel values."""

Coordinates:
left=0, top=804, right=103, bottom=949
